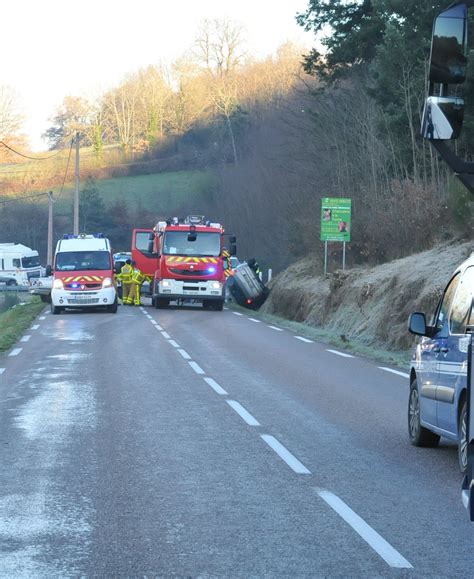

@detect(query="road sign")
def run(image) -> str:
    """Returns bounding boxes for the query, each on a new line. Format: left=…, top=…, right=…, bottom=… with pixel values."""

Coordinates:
left=462, top=335, right=474, bottom=521
left=321, top=198, right=351, bottom=242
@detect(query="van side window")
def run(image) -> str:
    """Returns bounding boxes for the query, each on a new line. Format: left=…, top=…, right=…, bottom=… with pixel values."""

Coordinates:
left=12, top=259, right=20, bottom=268
left=450, top=266, right=474, bottom=334
left=436, top=273, right=460, bottom=333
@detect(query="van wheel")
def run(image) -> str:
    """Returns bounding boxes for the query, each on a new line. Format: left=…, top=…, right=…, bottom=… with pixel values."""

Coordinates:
left=107, top=299, right=118, bottom=313
left=458, top=400, right=468, bottom=474
left=51, top=304, right=62, bottom=315
left=408, top=380, right=440, bottom=447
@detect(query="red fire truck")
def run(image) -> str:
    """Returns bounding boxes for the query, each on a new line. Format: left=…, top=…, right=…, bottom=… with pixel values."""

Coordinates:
left=132, top=216, right=236, bottom=310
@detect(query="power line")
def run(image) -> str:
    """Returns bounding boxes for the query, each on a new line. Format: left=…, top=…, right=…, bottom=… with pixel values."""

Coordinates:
left=0, top=141, right=63, bottom=161
left=57, top=138, right=75, bottom=199
left=0, top=191, right=49, bottom=205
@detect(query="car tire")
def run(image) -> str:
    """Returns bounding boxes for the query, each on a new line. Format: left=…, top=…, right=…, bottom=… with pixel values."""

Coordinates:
left=107, top=299, right=118, bottom=313
left=458, top=399, right=468, bottom=474
left=408, top=379, right=440, bottom=447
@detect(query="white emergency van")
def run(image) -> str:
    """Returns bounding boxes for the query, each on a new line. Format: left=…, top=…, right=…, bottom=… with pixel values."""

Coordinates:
left=0, top=243, right=42, bottom=286
left=50, top=234, right=117, bottom=314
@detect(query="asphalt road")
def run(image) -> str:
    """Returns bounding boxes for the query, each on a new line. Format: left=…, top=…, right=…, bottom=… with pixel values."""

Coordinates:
left=0, top=302, right=472, bottom=576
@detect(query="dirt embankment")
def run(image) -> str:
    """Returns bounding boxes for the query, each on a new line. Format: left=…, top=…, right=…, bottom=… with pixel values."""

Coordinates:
left=262, top=241, right=474, bottom=352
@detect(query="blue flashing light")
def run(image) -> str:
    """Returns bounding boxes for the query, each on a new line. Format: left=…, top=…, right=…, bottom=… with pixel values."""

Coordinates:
left=70, top=283, right=80, bottom=288
left=207, top=266, right=216, bottom=273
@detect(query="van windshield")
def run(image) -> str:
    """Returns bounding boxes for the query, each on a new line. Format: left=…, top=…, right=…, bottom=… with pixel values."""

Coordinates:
left=21, top=255, right=41, bottom=268
left=163, top=232, right=221, bottom=257
left=55, top=251, right=111, bottom=271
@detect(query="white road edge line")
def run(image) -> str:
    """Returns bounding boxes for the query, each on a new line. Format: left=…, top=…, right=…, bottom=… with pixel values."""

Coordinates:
left=20, top=335, right=31, bottom=343
left=203, top=377, right=228, bottom=395
left=232, top=312, right=243, bottom=316
left=261, top=435, right=311, bottom=474
left=188, top=361, right=205, bottom=375
left=178, top=349, right=191, bottom=360
left=317, top=490, right=413, bottom=569
left=31, top=325, right=40, bottom=330
left=295, top=336, right=313, bottom=343
left=168, top=340, right=180, bottom=348
left=0, top=368, right=5, bottom=375
left=379, top=367, right=410, bottom=379
left=268, top=325, right=283, bottom=331
left=248, top=318, right=261, bottom=323
left=9, top=348, right=22, bottom=357
left=327, top=349, right=354, bottom=359
left=161, top=331, right=171, bottom=339
left=227, top=400, right=260, bottom=426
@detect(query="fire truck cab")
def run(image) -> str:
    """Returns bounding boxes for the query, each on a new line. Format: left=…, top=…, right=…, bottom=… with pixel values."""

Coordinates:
left=132, top=216, right=236, bottom=310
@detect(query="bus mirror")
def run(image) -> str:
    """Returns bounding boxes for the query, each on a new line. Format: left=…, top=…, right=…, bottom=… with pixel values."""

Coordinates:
left=422, top=96, right=464, bottom=140
left=429, top=3, right=468, bottom=85
left=45, top=265, right=52, bottom=277
left=230, top=243, right=237, bottom=256
left=229, top=235, right=237, bottom=244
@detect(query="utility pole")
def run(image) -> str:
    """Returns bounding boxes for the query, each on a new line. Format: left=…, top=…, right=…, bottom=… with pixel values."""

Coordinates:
left=47, top=191, right=54, bottom=266
left=73, top=131, right=80, bottom=235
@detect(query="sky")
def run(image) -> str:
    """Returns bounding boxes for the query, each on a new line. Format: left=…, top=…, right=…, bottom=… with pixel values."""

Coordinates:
left=3, top=0, right=314, bottom=151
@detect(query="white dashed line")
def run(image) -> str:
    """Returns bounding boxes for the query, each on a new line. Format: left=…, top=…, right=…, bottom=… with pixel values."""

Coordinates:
left=317, top=490, right=412, bottom=568
left=379, top=367, right=410, bottom=379
left=20, top=335, right=31, bottom=342
left=248, top=318, right=261, bottom=323
left=326, top=349, right=354, bottom=358
left=203, top=377, right=228, bottom=395
left=39, top=316, right=46, bottom=320
left=227, top=400, right=260, bottom=426
left=0, top=368, right=5, bottom=375
left=268, top=325, right=283, bottom=331
left=31, top=325, right=40, bottom=330
left=9, top=348, right=22, bottom=357
left=261, top=435, right=311, bottom=474
left=146, top=315, right=153, bottom=319
left=168, top=340, right=180, bottom=348
left=232, top=312, right=243, bottom=316
left=150, top=320, right=158, bottom=325
left=155, top=325, right=163, bottom=331
left=188, top=361, right=205, bottom=375
left=178, top=349, right=191, bottom=360
left=295, top=336, right=313, bottom=344
left=161, top=331, right=171, bottom=339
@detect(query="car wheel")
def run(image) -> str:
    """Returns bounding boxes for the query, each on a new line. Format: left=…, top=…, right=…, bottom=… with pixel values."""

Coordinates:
left=6, top=279, right=17, bottom=287
left=408, top=380, right=440, bottom=447
left=107, top=299, right=118, bottom=313
left=458, top=400, right=468, bottom=474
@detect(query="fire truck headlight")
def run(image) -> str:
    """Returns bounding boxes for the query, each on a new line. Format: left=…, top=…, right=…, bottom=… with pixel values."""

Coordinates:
left=102, top=277, right=113, bottom=288
left=161, top=280, right=172, bottom=287
left=209, top=281, right=222, bottom=290
left=53, top=279, right=64, bottom=290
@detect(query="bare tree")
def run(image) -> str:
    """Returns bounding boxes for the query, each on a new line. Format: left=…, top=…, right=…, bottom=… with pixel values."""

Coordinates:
left=194, top=19, right=246, bottom=78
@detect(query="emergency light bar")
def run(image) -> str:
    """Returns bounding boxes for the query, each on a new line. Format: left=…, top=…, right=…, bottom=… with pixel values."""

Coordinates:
left=62, top=233, right=105, bottom=239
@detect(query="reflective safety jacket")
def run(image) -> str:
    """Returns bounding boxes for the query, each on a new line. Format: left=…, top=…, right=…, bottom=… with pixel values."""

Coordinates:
left=132, top=268, right=146, bottom=285
left=118, top=263, right=134, bottom=283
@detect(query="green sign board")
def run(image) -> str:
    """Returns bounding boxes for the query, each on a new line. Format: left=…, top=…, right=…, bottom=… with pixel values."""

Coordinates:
left=320, top=198, right=352, bottom=242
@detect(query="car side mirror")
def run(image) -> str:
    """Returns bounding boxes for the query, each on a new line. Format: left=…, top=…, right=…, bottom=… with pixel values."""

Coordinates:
left=45, top=265, right=52, bottom=277
left=408, top=312, right=428, bottom=336
left=114, top=263, right=122, bottom=274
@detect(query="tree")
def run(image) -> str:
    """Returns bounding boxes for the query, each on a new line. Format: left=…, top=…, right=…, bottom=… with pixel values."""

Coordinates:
left=79, top=177, right=107, bottom=233
left=194, top=19, right=246, bottom=78
left=43, top=96, right=94, bottom=149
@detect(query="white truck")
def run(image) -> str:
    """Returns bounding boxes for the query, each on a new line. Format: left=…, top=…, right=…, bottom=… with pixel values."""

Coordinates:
left=50, top=234, right=117, bottom=314
left=0, top=243, right=42, bottom=286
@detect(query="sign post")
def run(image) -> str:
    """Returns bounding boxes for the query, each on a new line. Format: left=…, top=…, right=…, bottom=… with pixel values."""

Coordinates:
left=321, top=198, right=351, bottom=273
left=462, top=334, right=474, bottom=521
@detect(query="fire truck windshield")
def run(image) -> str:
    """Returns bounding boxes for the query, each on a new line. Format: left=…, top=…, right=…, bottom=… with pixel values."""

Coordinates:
left=55, top=251, right=111, bottom=271
left=163, top=232, right=221, bottom=257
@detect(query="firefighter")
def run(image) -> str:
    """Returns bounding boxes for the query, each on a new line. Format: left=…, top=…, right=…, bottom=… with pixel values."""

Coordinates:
left=130, top=261, right=146, bottom=306
left=118, top=259, right=134, bottom=305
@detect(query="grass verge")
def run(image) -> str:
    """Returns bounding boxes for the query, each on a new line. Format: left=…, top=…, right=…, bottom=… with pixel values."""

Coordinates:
left=227, top=303, right=412, bottom=370
left=0, top=298, right=45, bottom=353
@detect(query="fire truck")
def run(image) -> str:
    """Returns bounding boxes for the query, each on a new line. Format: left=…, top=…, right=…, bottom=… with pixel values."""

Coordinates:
left=132, top=216, right=236, bottom=310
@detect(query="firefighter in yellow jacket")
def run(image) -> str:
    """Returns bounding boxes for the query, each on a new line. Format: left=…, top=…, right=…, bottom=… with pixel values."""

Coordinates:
left=117, top=259, right=134, bottom=305
left=129, top=261, right=146, bottom=306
